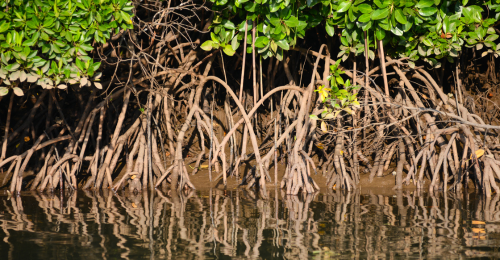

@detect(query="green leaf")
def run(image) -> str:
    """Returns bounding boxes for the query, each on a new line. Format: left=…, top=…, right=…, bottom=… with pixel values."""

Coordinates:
left=376, top=28, right=386, bottom=40
left=348, top=8, right=356, bottom=22
left=394, top=9, right=407, bottom=24
left=44, top=27, right=55, bottom=35
left=223, top=44, right=235, bottom=56
left=0, top=21, right=9, bottom=33
left=486, top=34, right=499, bottom=42
left=43, top=18, right=55, bottom=28
left=52, top=44, right=61, bottom=53
left=255, top=36, right=269, bottom=48
left=231, top=37, right=240, bottom=51
left=390, top=24, right=404, bottom=36
left=5, top=63, right=20, bottom=72
left=441, top=17, right=450, bottom=34
left=210, top=32, right=220, bottom=44
left=22, top=36, right=37, bottom=47
left=371, top=8, right=389, bottom=20
left=337, top=1, right=352, bottom=13
left=200, top=40, right=214, bottom=51
left=75, top=58, right=84, bottom=71
left=416, top=0, right=434, bottom=8
left=222, top=20, right=236, bottom=29
left=92, top=62, right=101, bottom=72
left=275, top=39, right=290, bottom=50
left=284, top=16, right=299, bottom=27
left=121, top=11, right=132, bottom=24
left=358, top=14, right=371, bottom=23
left=357, top=4, right=373, bottom=14
left=340, top=36, right=349, bottom=46
left=325, top=23, right=335, bottom=36
left=422, top=38, right=433, bottom=46
left=336, top=76, right=345, bottom=85
left=27, top=20, right=38, bottom=29
left=419, top=7, right=437, bottom=16
left=269, top=1, right=280, bottom=12
left=309, top=114, right=319, bottom=120
left=373, top=0, right=387, bottom=8
left=361, top=20, right=373, bottom=31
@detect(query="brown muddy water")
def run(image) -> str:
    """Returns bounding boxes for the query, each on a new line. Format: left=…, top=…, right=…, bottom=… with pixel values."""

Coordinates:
left=0, top=189, right=499, bottom=259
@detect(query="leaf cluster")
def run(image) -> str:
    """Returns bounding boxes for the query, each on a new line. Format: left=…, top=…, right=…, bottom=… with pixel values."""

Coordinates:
left=0, top=0, right=134, bottom=96
left=204, top=0, right=500, bottom=68
left=312, top=59, right=360, bottom=121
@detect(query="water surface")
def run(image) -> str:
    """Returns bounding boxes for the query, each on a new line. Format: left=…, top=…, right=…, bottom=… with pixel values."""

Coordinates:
left=0, top=189, right=499, bottom=259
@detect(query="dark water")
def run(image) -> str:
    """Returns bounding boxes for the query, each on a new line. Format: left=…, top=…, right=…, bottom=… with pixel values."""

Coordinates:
left=0, top=189, right=499, bottom=259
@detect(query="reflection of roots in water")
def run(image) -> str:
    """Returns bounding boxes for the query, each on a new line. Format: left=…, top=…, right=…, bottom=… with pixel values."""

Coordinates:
left=2, top=190, right=500, bottom=258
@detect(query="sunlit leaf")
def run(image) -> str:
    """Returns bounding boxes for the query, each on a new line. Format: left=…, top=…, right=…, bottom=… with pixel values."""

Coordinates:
left=371, top=8, right=389, bottom=20
left=337, top=1, right=352, bottom=13
left=471, top=149, right=485, bottom=159
left=0, top=87, right=9, bottom=96
left=13, top=87, right=24, bottom=96
left=321, top=121, right=328, bottom=133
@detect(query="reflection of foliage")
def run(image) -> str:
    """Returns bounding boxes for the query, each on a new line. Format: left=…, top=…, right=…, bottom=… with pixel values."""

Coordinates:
left=205, top=0, right=500, bottom=68
left=0, top=0, right=134, bottom=96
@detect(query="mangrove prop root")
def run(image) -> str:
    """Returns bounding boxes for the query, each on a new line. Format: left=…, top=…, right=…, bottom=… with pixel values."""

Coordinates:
left=0, top=14, right=499, bottom=196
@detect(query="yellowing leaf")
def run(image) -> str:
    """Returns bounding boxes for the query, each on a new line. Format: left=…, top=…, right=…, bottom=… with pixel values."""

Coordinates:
left=343, top=107, right=353, bottom=115
left=321, top=92, right=329, bottom=102
left=471, top=149, right=485, bottom=159
left=132, top=203, right=137, bottom=208
left=324, top=113, right=335, bottom=119
left=130, top=175, right=136, bottom=180
left=316, top=142, right=324, bottom=150
left=316, top=85, right=331, bottom=102
left=340, top=150, right=344, bottom=155
left=321, top=121, right=328, bottom=133
left=24, top=136, right=30, bottom=142
left=472, top=220, right=485, bottom=225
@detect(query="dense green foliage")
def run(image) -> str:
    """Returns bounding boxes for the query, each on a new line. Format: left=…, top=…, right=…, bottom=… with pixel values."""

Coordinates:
left=0, top=0, right=134, bottom=96
left=204, top=0, right=500, bottom=68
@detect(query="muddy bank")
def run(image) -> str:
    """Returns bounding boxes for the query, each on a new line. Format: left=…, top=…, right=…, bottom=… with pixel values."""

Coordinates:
left=187, top=160, right=426, bottom=192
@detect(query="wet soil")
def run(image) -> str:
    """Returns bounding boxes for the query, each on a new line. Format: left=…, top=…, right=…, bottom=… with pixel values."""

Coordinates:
left=0, top=156, right=425, bottom=192
left=187, top=160, right=424, bottom=194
